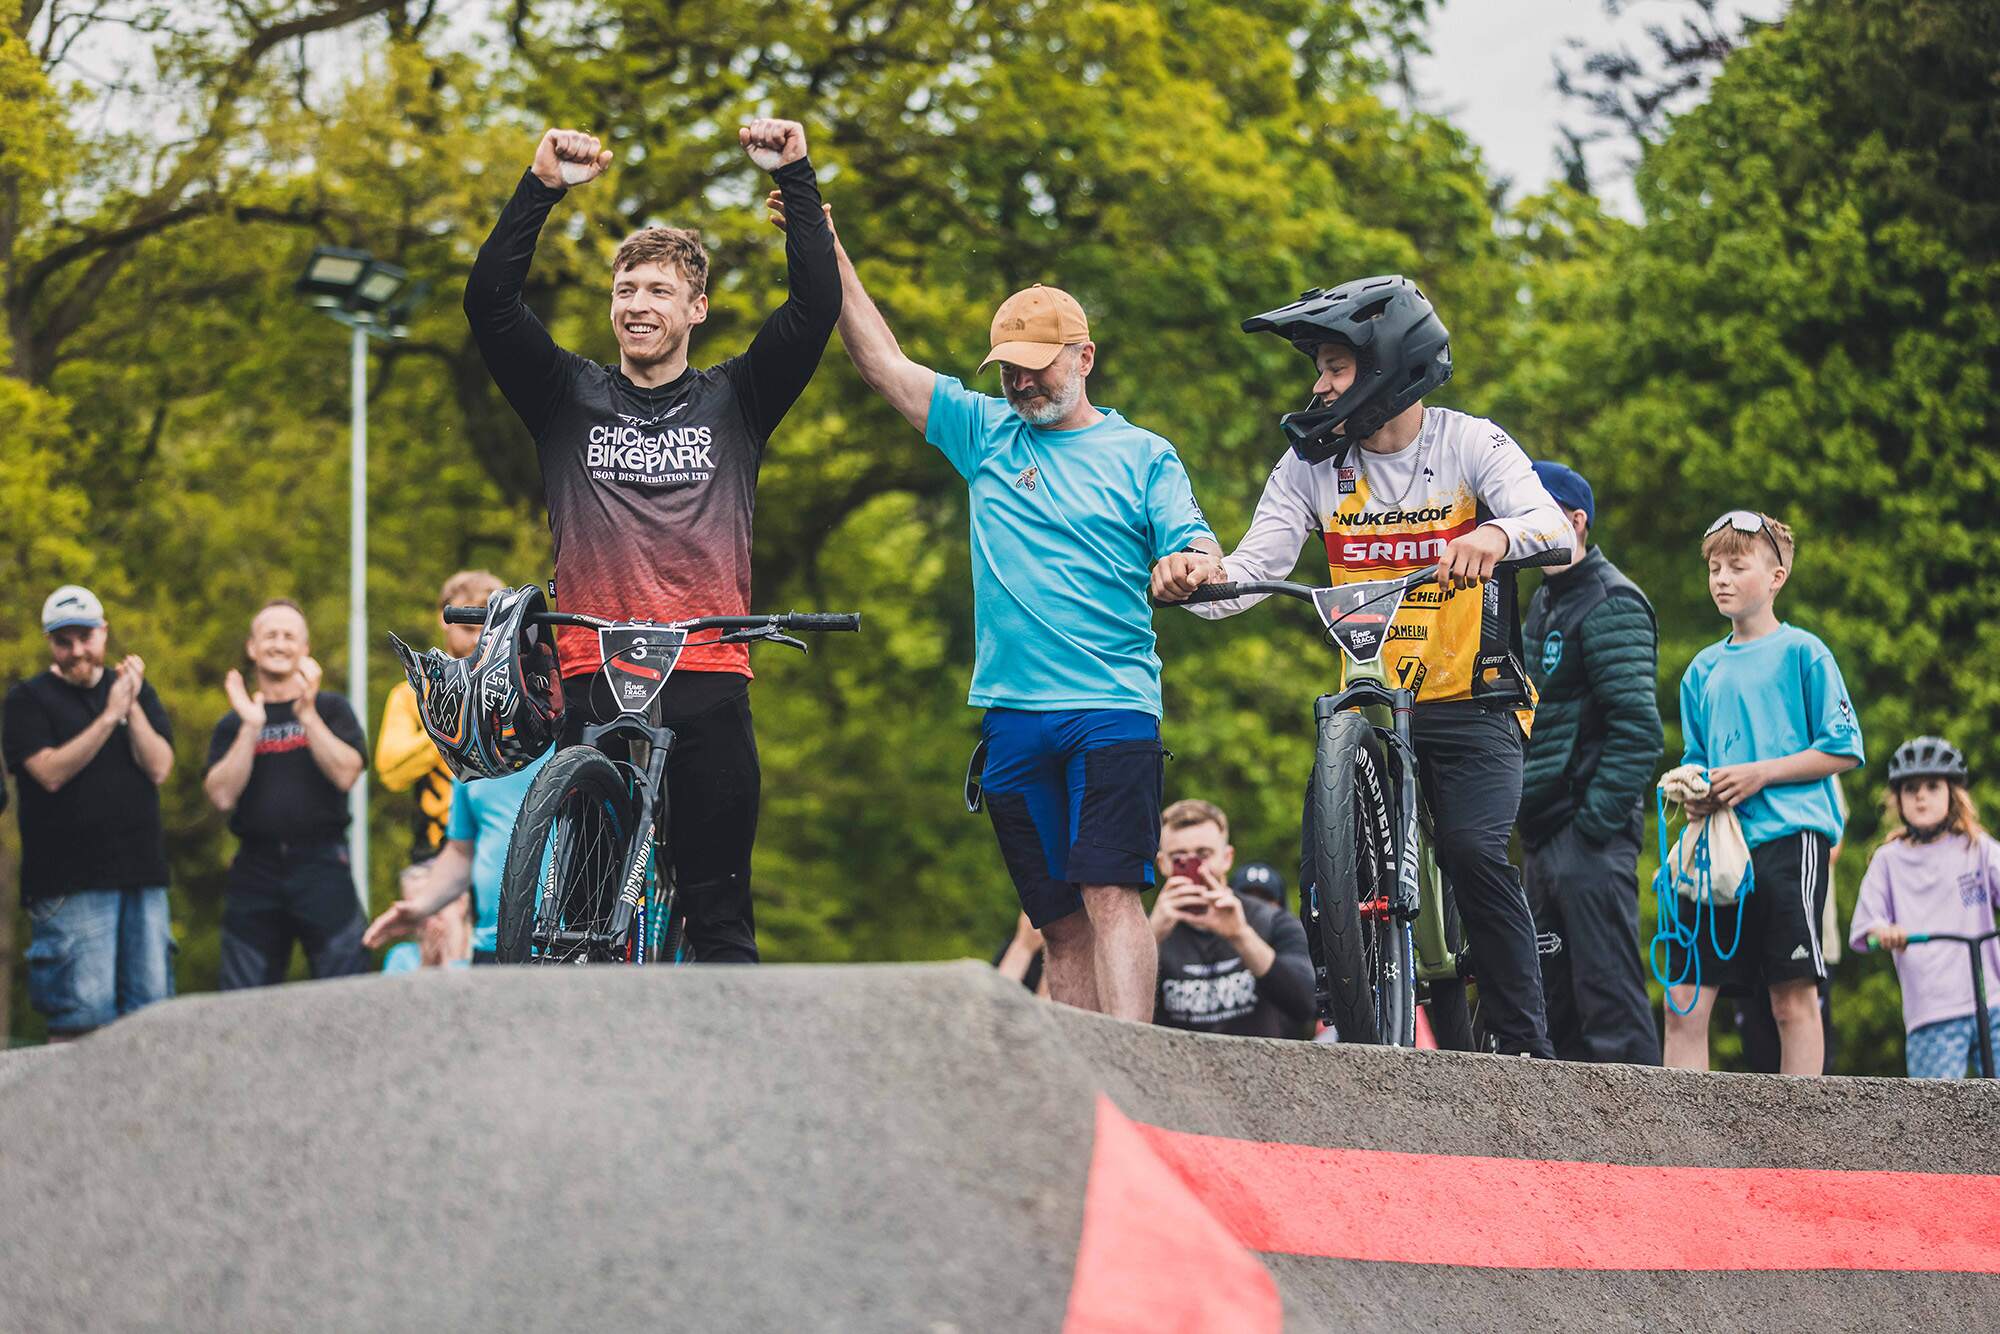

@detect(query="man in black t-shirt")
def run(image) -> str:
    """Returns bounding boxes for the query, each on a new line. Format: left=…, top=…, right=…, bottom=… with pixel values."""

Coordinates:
left=3, top=585, right=176, bottom=1037
left=1150, top=799, right=1314, bottom=1039
left=463, top=119, right=838, bottom=962
left=203, top=599, right=369, bottom=988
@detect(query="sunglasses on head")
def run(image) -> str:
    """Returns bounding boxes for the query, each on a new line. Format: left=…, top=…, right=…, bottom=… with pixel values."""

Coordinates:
left=1705, top=510, right=1786, bottom=566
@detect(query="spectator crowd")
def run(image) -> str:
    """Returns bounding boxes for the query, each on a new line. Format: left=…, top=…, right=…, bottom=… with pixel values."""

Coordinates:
left=6, top=476, right=1996, bottom=1077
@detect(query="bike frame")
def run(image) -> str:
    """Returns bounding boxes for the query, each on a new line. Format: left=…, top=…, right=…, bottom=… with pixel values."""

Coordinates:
left=443, top=600, right=858, bottom=965
left=1176, top=550, right=1565, bottom=1015
left=557, top=701, right=677, bottom=964
left=1321, top=668, right=1459, bottom=988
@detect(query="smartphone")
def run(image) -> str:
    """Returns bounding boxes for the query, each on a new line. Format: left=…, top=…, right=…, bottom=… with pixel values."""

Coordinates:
left=1170, top=853, right=1204, bottom=882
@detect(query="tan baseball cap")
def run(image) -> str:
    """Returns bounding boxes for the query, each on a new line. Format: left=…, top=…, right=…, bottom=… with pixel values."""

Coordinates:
left=979, top=284, right=1090, bottom=371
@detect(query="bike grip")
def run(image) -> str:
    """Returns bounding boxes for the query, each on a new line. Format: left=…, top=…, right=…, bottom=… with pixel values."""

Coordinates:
left=442, top=605, right=489, bottom=625
left=783, top=612, right=861, bottom=632
left=1500, top=547, right=1574, bottom=571
left=1173, top=583, right=1243, bottom=605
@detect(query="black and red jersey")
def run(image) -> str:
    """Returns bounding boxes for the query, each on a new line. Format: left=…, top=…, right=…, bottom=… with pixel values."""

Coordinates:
left=464, top=161, right=839, bottom=677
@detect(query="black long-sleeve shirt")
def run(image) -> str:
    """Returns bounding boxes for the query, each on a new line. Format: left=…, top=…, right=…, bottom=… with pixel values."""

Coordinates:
left=1154, top=896, right=1316, bottom=1038
left=464, top=158, right=839, bottom=677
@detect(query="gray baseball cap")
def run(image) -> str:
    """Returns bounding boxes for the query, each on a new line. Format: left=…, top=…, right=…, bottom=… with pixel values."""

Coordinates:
left=41, top=585, right=106, bottom=633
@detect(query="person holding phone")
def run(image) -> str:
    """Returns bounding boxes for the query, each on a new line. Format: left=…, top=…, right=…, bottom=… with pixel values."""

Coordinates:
left=1149, top=798, right=1315, bottom=1038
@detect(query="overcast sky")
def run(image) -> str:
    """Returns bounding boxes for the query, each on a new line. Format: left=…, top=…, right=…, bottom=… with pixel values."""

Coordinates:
left=1409, top=0, right=1787, bottom=217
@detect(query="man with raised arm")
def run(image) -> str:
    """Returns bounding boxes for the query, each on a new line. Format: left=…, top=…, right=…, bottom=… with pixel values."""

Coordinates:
left=1190, top=277, right=1572, bottom=1058
left=465, top=120, right=839, bottom=963
left=767, top=195, right=1223, bottom=1021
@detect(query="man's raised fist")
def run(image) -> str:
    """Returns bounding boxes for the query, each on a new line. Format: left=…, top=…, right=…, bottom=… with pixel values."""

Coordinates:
left=532, top=129, right=612, bottom=190
left=739, top=118, right=808, bottom=173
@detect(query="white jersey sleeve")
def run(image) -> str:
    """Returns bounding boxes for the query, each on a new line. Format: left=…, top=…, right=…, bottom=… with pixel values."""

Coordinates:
left=1185, top=452, right=1318, bottom=620
left=1465, top=422, right=1576, bottom=559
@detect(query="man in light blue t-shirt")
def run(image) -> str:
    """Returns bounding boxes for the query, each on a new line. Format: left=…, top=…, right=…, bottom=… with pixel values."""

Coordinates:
left=771, top=197, right=1222, bottom=1020
left=365, top=749, right=551, bottom=962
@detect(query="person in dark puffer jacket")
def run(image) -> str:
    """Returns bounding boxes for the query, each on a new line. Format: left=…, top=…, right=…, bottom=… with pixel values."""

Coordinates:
left=1519, top=462, right=1664, bottom=1065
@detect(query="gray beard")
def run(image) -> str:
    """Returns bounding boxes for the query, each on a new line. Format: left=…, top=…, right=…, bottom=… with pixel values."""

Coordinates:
left=1009, top=376, right=1080, bottom=426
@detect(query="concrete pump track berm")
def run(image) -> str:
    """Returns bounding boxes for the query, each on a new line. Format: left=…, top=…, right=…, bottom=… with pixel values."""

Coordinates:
left=2, top=962, right=1997, bottom=1331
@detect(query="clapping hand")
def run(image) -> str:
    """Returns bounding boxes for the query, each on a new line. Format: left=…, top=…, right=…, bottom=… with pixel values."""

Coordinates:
left=105, top=656, right=143, bottom=720
left=224, top=669, right=266, bottom=730
left=293, top=655, right=324, bottom=717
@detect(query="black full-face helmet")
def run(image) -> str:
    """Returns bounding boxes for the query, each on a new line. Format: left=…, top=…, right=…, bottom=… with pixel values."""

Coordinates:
left=1242, top=274, right=1453, bottom=464
left=389, top=584, right=564, bottom=782
left=1887, top=736, right=1968, bottom=787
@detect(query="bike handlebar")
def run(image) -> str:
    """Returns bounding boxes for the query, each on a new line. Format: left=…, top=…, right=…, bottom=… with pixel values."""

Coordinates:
left=1169, top=548, right=1573, bottom=608
left=1902, top=930, right=2000, bottom=945
left=442, top=606, right=862, bottom=634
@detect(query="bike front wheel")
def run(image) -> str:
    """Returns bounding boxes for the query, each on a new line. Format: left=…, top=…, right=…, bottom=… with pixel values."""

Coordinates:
left=496, top=747, right=637, bottom=964
left=1302, top=710, right=1414, bottom=1046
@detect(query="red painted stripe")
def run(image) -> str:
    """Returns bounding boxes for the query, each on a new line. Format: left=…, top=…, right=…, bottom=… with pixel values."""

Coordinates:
left=1135, top=1125, right=2000, bottom=1273
left=1063, top=1097, right=1281, bottom=1333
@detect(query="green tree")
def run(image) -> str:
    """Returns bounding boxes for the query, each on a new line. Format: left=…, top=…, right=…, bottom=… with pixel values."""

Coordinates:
left=1486, top=0, right=2000, bottom=1074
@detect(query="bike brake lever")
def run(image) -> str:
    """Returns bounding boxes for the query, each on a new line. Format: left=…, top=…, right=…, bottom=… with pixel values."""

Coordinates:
left=716, top=626, right=809, bottom=652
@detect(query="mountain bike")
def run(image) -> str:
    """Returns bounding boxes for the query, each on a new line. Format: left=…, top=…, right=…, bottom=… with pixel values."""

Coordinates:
left=441, top=602, right=860, bottom=965
left=1871, top=928, right=1998, bottom=1079
left=1176, top=551, right=1565, bottom=1046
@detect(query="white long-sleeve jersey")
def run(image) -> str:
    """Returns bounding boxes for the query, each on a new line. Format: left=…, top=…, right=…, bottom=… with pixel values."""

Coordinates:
left=1191, top=406, right=1573, bottom=705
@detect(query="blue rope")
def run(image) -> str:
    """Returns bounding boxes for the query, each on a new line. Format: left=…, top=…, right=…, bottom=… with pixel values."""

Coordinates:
left=1649, top=779, right=1754, bottom=1016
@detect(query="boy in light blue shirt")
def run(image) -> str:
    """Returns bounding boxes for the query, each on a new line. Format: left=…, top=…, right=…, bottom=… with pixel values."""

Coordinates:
left=777, top=193, right=1222, bottom=1021
left=365, top=749, right=551, bottom=962
left=1665, top=511, right=1863, bottom=1074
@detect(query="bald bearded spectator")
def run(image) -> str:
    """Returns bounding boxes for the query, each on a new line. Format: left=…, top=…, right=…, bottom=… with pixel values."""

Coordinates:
left=204, top=599, right=369, bottom=988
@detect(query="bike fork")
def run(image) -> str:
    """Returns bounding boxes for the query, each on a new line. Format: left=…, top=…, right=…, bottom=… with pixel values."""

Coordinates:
left=607, top=727, right=676, bottom=962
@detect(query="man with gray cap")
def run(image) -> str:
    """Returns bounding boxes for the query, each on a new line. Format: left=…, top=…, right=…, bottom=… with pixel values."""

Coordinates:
left=3, top=586, right=175, bottom=1037
left=1518, top=462, right=1664, bottom=1065
left=767, top=196, right=1223, bottom=1021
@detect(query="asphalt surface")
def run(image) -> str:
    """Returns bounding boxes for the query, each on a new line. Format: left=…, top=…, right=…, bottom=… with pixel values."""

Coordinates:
left=2, top=962, right=1995, bottom=1331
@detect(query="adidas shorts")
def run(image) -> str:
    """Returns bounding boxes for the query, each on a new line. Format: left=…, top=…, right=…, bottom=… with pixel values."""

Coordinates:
left=1668, top=830, right=1831, bottom=991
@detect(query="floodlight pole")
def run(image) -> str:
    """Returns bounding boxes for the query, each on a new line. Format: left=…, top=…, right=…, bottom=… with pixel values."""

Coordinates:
left=297, top=246, right=411, bottom=919
left=347, top=319, right=369, bottom=916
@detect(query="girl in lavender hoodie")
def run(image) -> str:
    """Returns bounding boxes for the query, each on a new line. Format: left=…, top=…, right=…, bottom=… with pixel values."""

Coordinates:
left=1850, top=737, right=2000, bottom=1079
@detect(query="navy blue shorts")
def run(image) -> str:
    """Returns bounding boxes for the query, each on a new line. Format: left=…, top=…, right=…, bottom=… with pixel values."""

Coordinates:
left=980, top=708, right=1164, bottom=927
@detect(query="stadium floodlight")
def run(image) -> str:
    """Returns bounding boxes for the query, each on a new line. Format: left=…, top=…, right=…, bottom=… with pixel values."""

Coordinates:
left=297, top=246, right=410, bottom=314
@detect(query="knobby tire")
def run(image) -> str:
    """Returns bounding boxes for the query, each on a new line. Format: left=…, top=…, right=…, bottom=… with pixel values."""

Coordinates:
left=1302, top=709, right=1413, bottom=1046
left=496, top=747, right=636, bottom=964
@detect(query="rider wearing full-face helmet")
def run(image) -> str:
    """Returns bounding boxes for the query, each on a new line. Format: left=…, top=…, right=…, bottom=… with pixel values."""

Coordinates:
left=1182, top=275, right=1574, bottom=1057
